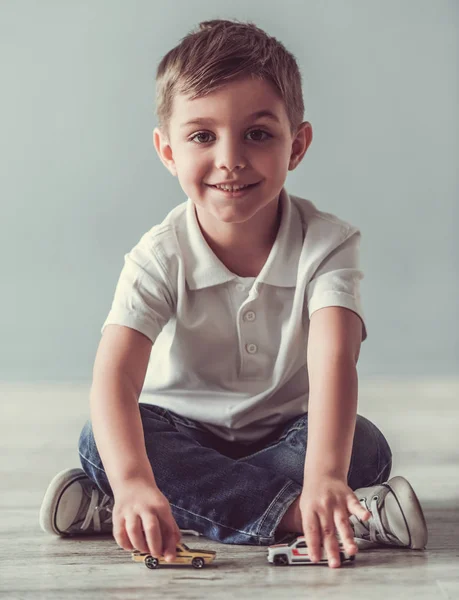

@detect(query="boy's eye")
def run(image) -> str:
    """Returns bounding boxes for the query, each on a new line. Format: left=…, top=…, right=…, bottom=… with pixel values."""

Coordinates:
left=188, top=129, right=271, bottom=144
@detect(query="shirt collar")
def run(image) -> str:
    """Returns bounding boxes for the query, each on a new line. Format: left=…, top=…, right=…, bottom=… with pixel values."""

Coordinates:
left=184, top=186, right=303, bottom=291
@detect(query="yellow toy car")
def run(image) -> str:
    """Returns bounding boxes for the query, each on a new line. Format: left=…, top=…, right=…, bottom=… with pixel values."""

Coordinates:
left=131, top=542, right=217, bottom=569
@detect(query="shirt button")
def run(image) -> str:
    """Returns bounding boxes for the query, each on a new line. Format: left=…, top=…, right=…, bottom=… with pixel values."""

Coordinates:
left=245, top=311, right=256, bottom=321
left=236, top=283, right=245, bottom=291
left=246, top=343, right=258, bottom=354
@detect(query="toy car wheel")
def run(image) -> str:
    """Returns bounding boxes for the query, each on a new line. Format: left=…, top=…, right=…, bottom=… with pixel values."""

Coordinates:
left=145, top=556, right=159, bottom=569
left=192, top=557, right=205, bottom=569
left=273, top=554, right=289, bottom=566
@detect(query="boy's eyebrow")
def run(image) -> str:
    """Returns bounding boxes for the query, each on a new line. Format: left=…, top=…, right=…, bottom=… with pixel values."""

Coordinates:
left=180, top=109, right=280, bottom=129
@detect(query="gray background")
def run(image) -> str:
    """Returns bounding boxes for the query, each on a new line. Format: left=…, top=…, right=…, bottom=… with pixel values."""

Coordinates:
left=1, top=0, right=457, bottom=381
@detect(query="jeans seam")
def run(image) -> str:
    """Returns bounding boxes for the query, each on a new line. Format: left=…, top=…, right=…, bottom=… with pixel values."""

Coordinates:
left=170, top=503, right=267, bottom=541
left=239, top=426, right=303, bottom=461
left=240, top=440, right=281, bottom=461
left=140, top=405, right=171, bottom=424
left=174, top=422, right=208, bottom=433
left=365, top=417, right=392, bottom=486
left=147, top=405, right=209, bottom=433
left=367, top=458, right=392, bottom=487
left=360, top=417, right=382, bottom=487
left=347, top=421, right=357, bottom=482
left=256, top=480, right=299, bottom=540
left=79, top=451, right=106, bottom=474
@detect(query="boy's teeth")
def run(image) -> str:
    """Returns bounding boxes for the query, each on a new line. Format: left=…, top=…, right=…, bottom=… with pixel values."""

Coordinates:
left=215, top=184, right=249, bottom=191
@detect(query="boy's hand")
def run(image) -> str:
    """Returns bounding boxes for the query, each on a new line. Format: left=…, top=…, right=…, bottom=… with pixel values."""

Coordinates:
left=112, top=477, right=182, bottom=562
left=299, top=474, right=371, bottom=568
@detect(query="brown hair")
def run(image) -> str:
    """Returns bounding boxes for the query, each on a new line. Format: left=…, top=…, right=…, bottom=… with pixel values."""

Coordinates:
left=155, top=19, right=305, bottom=143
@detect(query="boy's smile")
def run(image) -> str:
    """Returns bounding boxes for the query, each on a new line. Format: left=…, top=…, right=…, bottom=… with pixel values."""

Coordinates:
left=153, top=76, right=312, bottom=272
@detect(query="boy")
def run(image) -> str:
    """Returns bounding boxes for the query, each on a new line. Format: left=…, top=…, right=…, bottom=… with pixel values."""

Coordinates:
left=39, top=19, right=427, bottom=569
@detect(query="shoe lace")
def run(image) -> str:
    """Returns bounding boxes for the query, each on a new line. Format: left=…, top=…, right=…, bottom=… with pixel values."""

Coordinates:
left=80, top=487, right=113, bottom=532
left=350, top=495, right=393, bottom=544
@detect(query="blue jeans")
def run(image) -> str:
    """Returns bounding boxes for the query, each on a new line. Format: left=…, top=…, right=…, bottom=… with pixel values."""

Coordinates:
left=78, top=404, right=392, bottom=546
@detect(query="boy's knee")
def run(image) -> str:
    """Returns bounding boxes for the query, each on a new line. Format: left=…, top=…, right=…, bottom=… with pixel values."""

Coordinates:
left=349, top=415, right=393, bottom=488
left=78, top=419, right=94, bottom=456
left=77, top=420, right=112, bottom=493
left=377, top=433, right=393, bottom=483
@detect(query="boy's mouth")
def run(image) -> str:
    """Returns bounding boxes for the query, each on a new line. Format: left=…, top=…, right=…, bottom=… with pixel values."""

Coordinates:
left=206, top=181, right=260, bottom=191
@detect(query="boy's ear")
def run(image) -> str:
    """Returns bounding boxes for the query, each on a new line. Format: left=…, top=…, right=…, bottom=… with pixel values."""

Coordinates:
left=288, top=122, right=313, bottom=171
left=153, top=127, right=177, bottom=177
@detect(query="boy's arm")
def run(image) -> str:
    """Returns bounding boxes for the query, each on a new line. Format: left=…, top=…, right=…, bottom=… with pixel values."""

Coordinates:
left=89, top=324, right=158, bottom=493
left=303, top=306, right=363, bottom=480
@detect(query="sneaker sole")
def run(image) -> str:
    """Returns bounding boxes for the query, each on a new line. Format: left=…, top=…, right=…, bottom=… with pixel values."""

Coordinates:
left=39, top=468, right=88, bottom=536
left=384, top=476, right=428, bottom=549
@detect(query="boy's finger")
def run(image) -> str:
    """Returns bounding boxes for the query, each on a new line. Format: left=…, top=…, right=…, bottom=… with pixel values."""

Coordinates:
left=334, top=511, right=358, bottom=555
left=318, top=515, right=341, bottom=568
left=349, top=496, right=371, bottom=520
left=141, top=516, right=163, bottom=557
left=303, top=513, right=321, bottom=562
left=164, top=534, right=178, bottom=562
left=126, top=514, right=150, bottom=554
left=174, top=523, right=182, bottom=541
left=113, top=522, right=134, bottom=551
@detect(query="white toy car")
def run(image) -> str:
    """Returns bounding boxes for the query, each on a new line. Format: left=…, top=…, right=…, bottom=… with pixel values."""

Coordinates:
left=267, top=535, right=356, bottom=566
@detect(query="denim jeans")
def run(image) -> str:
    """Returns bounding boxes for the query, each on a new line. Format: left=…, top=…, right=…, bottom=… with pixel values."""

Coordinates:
left=78, top=404, right=392, bottom=546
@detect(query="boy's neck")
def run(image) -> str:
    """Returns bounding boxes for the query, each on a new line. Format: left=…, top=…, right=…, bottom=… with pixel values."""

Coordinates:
left=194, top=196, right=282, bottom=276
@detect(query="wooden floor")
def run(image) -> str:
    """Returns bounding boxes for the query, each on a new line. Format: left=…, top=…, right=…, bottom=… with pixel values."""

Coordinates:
left=1, top=379, right=458, bottom=599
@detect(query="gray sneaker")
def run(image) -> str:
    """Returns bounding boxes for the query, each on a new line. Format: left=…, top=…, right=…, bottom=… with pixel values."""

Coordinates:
left=39, top=468, right=113, bottom=536
left=349, top=475, right=428, bottom=550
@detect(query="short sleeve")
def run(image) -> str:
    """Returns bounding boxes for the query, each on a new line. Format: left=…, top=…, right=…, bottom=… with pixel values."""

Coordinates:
left=101, top=240, right=175, bottom=344
left=306, top=228, right=368, bottom=342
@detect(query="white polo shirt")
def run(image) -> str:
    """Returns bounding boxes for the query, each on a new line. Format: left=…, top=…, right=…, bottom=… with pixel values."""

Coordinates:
left=101, top=186, right=367, bottom=443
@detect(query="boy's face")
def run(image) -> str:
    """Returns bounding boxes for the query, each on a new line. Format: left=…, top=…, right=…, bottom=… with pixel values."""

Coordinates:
left=153, top=76, right=312, bottom=236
